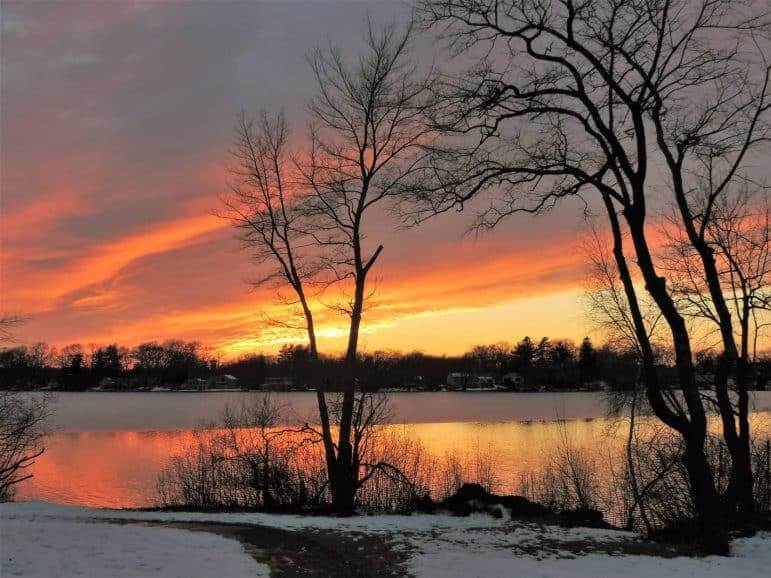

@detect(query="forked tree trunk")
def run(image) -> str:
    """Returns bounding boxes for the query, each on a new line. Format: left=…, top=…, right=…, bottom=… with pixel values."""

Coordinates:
left=607, top=200, right=728, bottom=554
left=662, top=123, right=755, bottom=522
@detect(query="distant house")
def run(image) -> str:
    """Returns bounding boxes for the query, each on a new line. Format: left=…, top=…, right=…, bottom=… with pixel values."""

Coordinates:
left=502, top=372, right=524, bottom=389
left=181, top=377, right=208, bottom=391
left=471, top=375, right=495, bottom=388
left=446, top=372, right=472, bottom=390
left=207, top=374, right=240, bottom=390
left=587, top=380, right=611, bottom=392
left=261, top=376, right=292, bottom=391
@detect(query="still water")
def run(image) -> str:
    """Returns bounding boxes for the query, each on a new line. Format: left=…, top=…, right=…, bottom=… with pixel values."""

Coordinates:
left=16, top=391, right=771, bottom=508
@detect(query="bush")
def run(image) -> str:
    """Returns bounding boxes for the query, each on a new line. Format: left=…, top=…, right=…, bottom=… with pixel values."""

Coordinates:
left=0, top=392, right=50, bottom=501
left=156, top=394, right=503, bottom=513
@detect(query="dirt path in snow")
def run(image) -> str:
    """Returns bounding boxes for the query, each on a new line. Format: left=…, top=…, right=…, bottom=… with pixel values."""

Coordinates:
left=145, top=521, right=410, bottom=577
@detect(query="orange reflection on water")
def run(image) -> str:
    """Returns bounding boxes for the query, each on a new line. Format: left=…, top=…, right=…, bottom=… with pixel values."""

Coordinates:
left=16, top=413, right=771, bottom=509
left=17, top=419, right=616, bottom=508
left=17, top=430, right=198, bottom=508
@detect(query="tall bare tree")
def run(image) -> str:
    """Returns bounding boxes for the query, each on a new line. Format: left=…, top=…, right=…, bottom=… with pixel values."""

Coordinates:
left=662, top=185, right=771, bottom=516
left=225, top=19, right=433, bottom=513
left=412, top=0, right=770, bottom=552
left=297, top=17, right=434, bottom=513
left=585, top=230, right=667, bottom=535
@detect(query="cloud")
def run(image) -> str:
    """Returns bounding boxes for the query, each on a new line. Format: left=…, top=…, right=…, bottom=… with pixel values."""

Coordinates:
left=1, top=1, right=606, bottom=356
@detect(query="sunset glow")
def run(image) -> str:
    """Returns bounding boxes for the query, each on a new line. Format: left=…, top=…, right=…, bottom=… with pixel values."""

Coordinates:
left=3, top=1, right=765, bottom=359
left=0, top=0, right=599, bottom=357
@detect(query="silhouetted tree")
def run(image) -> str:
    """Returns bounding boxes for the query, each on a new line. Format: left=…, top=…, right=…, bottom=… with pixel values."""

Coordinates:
left=295, top=17, right=434, bottom=513
left=511, top=336, right=536, bottom=381
left=223, top=17, right=434, bottom=513
left=90, top=344, right=124, bottom=383
left=578, top=337, right=598, bottom=384
left=549, top=340, right=576, bottom=367
left=412, top=0, right=771, bottom=551
left=663, top=186, right=771, bottom=516
left=0, top=317, right=50, bottom=500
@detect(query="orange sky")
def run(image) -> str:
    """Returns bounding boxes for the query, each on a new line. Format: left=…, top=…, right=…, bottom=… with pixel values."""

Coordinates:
left=3, top=1, right=762, bottom=360
left=0, top=0, right=608, bottom=358
left=0, top=172, right=595, bottom=357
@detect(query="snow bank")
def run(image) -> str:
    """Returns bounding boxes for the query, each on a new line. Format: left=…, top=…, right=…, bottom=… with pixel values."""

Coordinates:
left=1, top=505, right=268, bottom=578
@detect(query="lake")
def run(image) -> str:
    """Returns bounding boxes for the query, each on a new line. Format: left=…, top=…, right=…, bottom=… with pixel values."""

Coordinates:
left=15, top=391, right=771, bottom=508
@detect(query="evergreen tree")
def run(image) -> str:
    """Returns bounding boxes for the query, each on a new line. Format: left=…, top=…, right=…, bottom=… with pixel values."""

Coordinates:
left=578, top=337, right=598, bottom=383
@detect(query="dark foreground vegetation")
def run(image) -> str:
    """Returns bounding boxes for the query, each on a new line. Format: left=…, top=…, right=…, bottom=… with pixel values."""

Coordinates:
left=155, top=395, right=771, bottom=554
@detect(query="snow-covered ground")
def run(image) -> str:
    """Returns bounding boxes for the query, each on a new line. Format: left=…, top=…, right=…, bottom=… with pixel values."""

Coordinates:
left=1, top=501, right=769, bottom=577
left=0, top=506, right=268, bottom=578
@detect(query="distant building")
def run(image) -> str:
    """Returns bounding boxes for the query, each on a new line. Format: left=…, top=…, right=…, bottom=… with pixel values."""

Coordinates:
left=446, top=372, right=472, bottom=389
left=182, top=377, right=208, bottom=391
left=207, top=374, right=240, bottom=389
left=261, top=376, right=292, bottom=391
left=502, top=372, right=525, bottom=389
left=41, top=380, right=60, bottom=391
left=471, top=375, right=495, bottom=388
left=588, top=380, right=611, bottom=392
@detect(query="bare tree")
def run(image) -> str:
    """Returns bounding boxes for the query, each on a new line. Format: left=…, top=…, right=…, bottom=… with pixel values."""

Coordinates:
left=413, top=0, right=770, bottom=553
left=0, top=392, right=50, bottom=501
left=224, top=19, right=433, bottom=514
left=295, top=17, right=434, bottom=513
left=0, top=317, right=50, bottom=501
left=585, top=230, right=669, bottom=535
left=662, top=185, right=771, bottom=516
left=709, top=191, right=771, bottom=363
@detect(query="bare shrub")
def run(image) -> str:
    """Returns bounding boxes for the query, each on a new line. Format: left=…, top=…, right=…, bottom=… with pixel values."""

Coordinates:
left=0, top=392, right=51, bottom=501
left=355, top=429, right=434, bottom=512
left=517, top=422, right=601, bottom=514
left=157, top=394, right=441, bottom=513
left=157, top=395, right=327, bottom=510
left=752, top=438, right=771, bottom=514
left=432, top=444, right=500, bottom=500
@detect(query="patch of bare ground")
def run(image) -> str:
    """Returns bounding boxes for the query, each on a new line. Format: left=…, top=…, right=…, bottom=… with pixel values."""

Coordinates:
left=143, top=521, right=411, bottom=578
left=512, top=532, right=694, bottom=559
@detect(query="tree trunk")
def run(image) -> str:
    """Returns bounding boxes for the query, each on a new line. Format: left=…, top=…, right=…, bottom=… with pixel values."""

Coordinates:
left=735, top=297, right=754, bottom=519
left=619, top=203, right=728, bottom=554
left=683, top=439, right=730, bottom=555
left=326, top=276, right=365, bottom=514
left=670, top=186, right=754, bottom=520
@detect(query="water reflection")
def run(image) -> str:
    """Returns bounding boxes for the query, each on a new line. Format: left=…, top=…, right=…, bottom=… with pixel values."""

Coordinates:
left=14, top=392, right=771, bottom=509
left=15, top=416, right=762, bottom=508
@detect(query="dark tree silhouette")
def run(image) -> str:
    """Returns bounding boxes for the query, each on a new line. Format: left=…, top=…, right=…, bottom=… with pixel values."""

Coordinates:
left=224, top=18, right=434, bottom=513
left=411, top=0, right=770, bottom=552
left=296, top=17, right=435, bottom=513
left=662, top=185, right=771, bottom=517
left=0, top=317, right=50, bottom=501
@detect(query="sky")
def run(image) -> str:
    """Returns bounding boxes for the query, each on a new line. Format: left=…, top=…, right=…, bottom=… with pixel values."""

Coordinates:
left=1, top=0, right=620, bottom=358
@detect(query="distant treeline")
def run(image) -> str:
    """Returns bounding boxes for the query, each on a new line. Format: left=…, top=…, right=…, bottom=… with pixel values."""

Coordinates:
left=0, top=336, right=768, bottom=391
